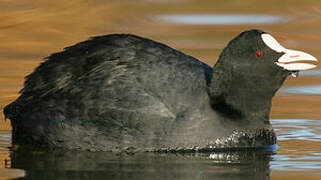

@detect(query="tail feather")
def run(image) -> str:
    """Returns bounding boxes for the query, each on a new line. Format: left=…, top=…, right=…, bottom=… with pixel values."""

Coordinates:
left=4, top=102, right=20, bottom=121
left=3, top=94, right=28, bottom=122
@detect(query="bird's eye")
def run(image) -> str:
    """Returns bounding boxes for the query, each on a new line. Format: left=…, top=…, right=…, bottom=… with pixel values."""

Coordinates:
left=255, top=51, right=263, bottom=58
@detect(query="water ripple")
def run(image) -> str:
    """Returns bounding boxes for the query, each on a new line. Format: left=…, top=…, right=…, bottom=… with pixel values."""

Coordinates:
left=0, top=133, right=11, bottom=142
left=280, top=85, right=321, bottom=95
left=272, top=119, right=321, bottom=141
left=271, top=160, right=321, bottom=170
left=299, top=69, right=321, bottom=76
left=155, top=14, right=291, bottom=25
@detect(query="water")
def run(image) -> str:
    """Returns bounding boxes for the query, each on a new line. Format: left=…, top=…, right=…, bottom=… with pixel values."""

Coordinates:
left=270, top=119, right=321, bottom=171
left=1, top=0, right=321, bottom=179
left=155, top=14, right=291, bottom=25
left=281, top=85, right=321, bottom=95
left=299, top=70, right=321, bottom=76
left=8, top=150, right=275, bottom=180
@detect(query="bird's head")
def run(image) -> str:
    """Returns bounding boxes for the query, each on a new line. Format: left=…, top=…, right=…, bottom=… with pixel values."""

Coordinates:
left=212, top=29, right=318, bottom=98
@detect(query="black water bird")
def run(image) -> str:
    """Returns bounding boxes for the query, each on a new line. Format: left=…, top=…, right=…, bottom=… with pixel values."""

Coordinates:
left=4, top=29, right=318, bottom=151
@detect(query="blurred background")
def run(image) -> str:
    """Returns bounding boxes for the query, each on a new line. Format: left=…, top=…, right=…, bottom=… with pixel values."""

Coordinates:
left=0, top=0, right=321, bottom=179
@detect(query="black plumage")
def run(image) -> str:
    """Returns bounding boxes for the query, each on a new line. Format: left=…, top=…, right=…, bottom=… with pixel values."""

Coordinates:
left=4, top=30, right=294, bottom=151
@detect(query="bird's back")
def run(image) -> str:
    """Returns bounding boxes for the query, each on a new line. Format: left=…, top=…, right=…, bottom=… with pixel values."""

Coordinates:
left=4, top=34, right=212, bottom=150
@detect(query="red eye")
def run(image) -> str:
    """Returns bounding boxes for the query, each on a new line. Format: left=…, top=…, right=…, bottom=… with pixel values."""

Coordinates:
left=255, top=51, right=263, bottom=58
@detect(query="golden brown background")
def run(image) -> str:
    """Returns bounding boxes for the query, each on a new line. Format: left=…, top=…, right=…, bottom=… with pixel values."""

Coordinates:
left=0, top=0, right=321, bottom=179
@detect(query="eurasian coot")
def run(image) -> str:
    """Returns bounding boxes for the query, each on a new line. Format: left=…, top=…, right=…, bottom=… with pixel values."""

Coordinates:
left=4, top=29, right=317, bottom=151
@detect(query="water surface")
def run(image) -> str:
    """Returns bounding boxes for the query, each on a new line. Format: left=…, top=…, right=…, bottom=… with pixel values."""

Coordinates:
left=155, top=14, right=290, bottom=25
left=280, top=85, right=321, bottom=95
left=0, top=0, right=321, bottom=179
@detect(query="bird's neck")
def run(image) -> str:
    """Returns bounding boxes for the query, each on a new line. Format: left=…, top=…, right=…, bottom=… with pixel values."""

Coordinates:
left=208, top=64, right=275, bottom=127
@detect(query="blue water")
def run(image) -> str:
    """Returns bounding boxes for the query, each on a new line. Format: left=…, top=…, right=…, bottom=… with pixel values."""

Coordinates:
left=270, top=119, right=321, bottom=171
left=155, top=14, right=291, bottom=25
left=280, top=85, right=321, bottom=95
left=272, top=119, right=321, bottom=141
left=299, top=69, right=321, bottom=76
